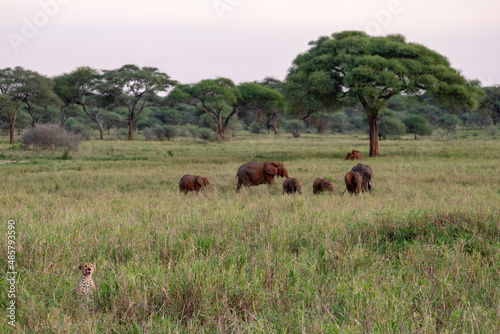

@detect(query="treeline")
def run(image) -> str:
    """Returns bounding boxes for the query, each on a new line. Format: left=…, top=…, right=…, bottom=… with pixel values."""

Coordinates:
left=1, top=65, right=499, bottom=146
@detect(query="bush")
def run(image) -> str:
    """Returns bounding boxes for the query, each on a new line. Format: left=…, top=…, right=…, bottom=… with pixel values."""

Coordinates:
left=196, top=127, right=218, bottom=142
left=283, top=119, right=306, bottom=138
left=404, top=115, right=433, bottom=139
left=21, top=124, right=83, bottom=151
left=249, top=122, right=265, bottom=134
left=65, top=119, right=91, bottom=140
left=181, top=125, right=218, bottom=142
left=328, top=113, right=349, bottom=134
left=438, top=114, right=460, bottom=136
left=143, top=125, right=178, bottom=141
left=379, top=117, right=406, bottom=139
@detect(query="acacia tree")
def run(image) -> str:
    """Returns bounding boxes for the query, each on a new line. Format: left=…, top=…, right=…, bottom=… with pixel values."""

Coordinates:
left=0, top=68, right=23, bottom=144
left=171, top=78, right=241, bottom=140
left=481, top=86, right=500, bottom=125
left=13, top=68, right=61, bottom=125
left=54, top=67, right=121, bottom=140
left=0, top=95, right=22, bottom=144
left=238, top=82, right=285, bottom=135
left=103, top=65, right=175, bottom=141
left=285, top=31, right=482, bottom=157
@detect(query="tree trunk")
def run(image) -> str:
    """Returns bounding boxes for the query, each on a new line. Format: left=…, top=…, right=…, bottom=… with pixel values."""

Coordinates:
left=9, top=119, right=15, bottom=145
left=99, top=126, right=104, bottom=140
left=129, top=119, right=134, bottom=141
left=272, top=112, right=278, bottom=135
left=60, top=107, right=67, bottom=129
left=220, top=126, right=225, bottom=140
left=368, top=115, right=379, bottom=157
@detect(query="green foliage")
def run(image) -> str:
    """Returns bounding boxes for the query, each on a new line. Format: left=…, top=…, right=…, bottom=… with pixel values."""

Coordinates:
left=404, top=115, right=433, bottom=139
left=378, top=116, right=406, bottom=139
left=438, top=114, right=460, bottom=136
left=171, top=78, right=240, bottom=140
left=153, top=108, right=182, bottom=125
left=283, top=119, right=306, bottom=138
left=327, top=112, right=349, bottom=133
left=103, top=64, right=176, bottom=140
left=65, top=118, right=92, bottom=140
left=143, top=124, right=178, bottom=141
left=285, top=31, right=483, bottom=156
left=249, top=122, right=265, bottom=134
left=136, top=117, right=163, bottom=130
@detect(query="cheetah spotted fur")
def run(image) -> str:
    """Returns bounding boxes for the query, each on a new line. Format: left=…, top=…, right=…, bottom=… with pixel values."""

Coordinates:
left=77, top=263, right=96, bottom=301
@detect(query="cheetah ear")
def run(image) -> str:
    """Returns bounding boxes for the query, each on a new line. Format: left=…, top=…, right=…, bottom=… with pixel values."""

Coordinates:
left=78, top=264, right=82, bottom=270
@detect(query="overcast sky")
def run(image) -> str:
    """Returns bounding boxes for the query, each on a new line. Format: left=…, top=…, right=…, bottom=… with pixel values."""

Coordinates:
left=1, top=0, right=499, bottom=86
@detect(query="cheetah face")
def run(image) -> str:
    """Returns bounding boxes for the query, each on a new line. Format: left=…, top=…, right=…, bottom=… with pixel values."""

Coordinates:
left=79, top=263, right=94, bottom=277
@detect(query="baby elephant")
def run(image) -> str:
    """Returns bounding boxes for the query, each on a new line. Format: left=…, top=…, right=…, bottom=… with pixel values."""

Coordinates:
left=345, top=163, right=372, bottom=195
left=313, top=178, right=334, bottom=194
left=282, top=177, right=302, bottom=194
left=179, top=174, right=212, bottom=194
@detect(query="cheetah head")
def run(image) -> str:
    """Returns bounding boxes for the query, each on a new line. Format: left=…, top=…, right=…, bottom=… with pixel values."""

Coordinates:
left=78, top=263, right=94, bottom=277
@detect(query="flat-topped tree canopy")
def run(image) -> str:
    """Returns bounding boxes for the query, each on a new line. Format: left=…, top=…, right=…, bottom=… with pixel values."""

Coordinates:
left=285, top=30, right=483, bottom=157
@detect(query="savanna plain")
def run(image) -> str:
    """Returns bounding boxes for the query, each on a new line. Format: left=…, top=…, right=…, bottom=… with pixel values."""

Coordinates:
left=0, top=134, right=499, bottom=333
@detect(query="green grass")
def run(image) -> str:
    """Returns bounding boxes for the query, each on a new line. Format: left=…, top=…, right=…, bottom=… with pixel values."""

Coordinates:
left=0, top=133, right=499, bottom=333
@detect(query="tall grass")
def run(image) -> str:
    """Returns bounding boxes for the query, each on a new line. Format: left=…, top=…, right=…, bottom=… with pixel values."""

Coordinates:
left=0, top=134, right=499, bottom=333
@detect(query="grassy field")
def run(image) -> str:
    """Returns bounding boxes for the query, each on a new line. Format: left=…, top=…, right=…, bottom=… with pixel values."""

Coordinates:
left=0, top=133, right=499, bottom=333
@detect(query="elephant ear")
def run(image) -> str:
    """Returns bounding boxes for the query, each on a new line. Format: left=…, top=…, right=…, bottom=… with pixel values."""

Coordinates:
left=196, top=177, right=205, bottom=186
left=264, top=162, right=278, bottom=175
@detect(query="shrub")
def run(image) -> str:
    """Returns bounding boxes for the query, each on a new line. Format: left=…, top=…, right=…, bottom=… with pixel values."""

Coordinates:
left=21, top=124, right=83, bottom=151
left=181, top=125, right=218, bottom=142
left=249, top=122, right=265, bottom=134
left=328, top=112, right=349, bottom=134
left=438, top=114, right=460, bottom=136
left=283, top=119, right=306, bottom=138
left=379, top=117, right=406, bottom=139
left=196, top=127, right=218, bottom=142
left=143, top=125, right=178, bottom=141
left=65, top=119, right=91, bottom=140
left=404, top=115, right=433, bottom=139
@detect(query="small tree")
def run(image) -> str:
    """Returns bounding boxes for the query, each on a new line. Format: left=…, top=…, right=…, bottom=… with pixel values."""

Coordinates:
left=403, top=115, right=433, bottom=139
left=438, top=114, right=460, bottom=136
left=101, top=112, right=124, bottom=136
left=0, top=95, right=22, bottom=144
left=481, top=86, right=500, bottom=125
left=328, top=112, right=349, bottom=134
left=283, top=119, right=306, bottom=138
left=378, top=117, right=406, bottom=140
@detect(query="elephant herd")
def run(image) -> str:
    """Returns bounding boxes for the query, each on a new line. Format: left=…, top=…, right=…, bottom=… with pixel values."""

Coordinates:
left=179, top=161, right=373, bottom=196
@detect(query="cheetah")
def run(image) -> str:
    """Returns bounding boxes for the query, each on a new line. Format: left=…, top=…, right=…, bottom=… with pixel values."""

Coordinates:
left=77, top=263, right=96, bottom=303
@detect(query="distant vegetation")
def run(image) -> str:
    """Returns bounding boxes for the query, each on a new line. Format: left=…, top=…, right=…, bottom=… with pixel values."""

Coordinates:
left=1, top=31, right=499, bottom=155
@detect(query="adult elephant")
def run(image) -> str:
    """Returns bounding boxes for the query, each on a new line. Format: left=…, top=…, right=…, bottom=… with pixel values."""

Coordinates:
left=179, top=174, right=213, bottom=194
left=345, top=164, right=372, bottom=194
left=236, top=161, right=289, bottom=192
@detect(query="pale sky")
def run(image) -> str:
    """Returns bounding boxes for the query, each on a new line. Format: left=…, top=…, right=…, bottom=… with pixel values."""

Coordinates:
left=1, top=0, right=499, bottom=86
